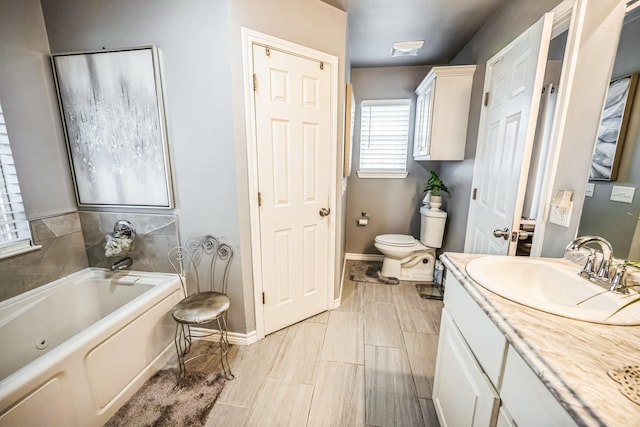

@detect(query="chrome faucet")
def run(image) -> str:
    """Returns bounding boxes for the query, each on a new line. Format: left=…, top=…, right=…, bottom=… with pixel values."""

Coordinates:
left=111, top=256, right=133, bottom=272
left=565, top=235, right=613, bottom=279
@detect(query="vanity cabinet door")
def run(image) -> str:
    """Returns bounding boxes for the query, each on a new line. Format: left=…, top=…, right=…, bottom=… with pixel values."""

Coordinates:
left=444, top=274, right=507, bottom=388
left=433, top=309, right=500, bottom=427
left=501, top=346, right=576, bottom=427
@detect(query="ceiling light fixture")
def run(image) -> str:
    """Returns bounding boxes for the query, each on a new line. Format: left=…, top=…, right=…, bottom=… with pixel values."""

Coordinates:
left=390, top=40, right=424, bottom=57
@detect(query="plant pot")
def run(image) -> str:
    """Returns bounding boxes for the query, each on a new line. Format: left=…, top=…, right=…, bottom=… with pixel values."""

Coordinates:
left=429, top=195, right=442, bottom=211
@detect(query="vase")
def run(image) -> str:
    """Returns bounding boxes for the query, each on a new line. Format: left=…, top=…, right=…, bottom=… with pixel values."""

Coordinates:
left=429, top=194, right=442, bottom=211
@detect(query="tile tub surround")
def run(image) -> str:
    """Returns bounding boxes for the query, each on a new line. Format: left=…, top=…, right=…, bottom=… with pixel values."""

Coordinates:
left=441, top=252, right=640, bottom=426
left=0, top=212, right=88, bottom=302
left=79, top=212, right=178, bottom=274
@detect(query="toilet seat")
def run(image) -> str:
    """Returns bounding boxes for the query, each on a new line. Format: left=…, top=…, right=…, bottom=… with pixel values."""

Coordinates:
left=374, top=234, right=418, bottom=247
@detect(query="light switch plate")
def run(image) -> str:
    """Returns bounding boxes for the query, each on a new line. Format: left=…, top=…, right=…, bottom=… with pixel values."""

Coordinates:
left=549, top=202, right=572, bottom=227
left=610, top=186, right=635, bottom=203
left=585, top=183, right=595, bottom=197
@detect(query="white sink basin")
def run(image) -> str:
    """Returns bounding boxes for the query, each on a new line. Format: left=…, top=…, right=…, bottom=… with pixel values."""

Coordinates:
left=465, top=256, right=640, bottom=325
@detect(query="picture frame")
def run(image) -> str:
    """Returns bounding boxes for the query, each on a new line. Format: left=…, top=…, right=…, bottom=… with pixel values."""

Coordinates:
left=343, top=83, right=356, bottom=177
left=589, top=73, right=638, bottom=181
left=52, top=46, right=174, bottom=208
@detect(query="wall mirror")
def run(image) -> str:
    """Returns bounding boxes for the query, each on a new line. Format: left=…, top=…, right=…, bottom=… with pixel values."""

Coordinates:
left=577, top=5, right=640, bottom=259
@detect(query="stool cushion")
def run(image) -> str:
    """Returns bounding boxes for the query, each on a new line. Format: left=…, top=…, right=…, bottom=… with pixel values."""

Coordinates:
left=172, top=292, right=230, bottom=324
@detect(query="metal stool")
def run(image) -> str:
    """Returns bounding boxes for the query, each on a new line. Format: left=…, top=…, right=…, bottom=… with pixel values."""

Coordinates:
left=168, top=235, right=235, bottom=386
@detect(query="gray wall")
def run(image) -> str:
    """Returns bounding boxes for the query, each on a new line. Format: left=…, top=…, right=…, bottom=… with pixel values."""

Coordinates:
left=0, top=0, right=85, bottom=300
left=0, top=0, right=76, bottom=218
left=39, top=0, right=247, bottom=331
left=227, top=0, right=347, bottom=308
left=345, top=66, right=435, bottom=254
left=578, top=15, right=640, bottom=259
left=439, top=0, right=563, bottom=253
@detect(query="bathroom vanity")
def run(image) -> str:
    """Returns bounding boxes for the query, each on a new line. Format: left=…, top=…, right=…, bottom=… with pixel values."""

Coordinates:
left=435, top=253, right=640, bottom=426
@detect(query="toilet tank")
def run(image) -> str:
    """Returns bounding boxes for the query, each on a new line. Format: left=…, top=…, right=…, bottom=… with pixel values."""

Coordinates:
left=420, top=207, right=447, bottom=248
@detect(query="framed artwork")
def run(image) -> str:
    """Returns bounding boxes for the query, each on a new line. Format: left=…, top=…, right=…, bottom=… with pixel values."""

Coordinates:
left=343, top=83, right=356, bottom=177
left=589, top=74, right=638, bottom=181
left=52, top=46, right=174, bottom=208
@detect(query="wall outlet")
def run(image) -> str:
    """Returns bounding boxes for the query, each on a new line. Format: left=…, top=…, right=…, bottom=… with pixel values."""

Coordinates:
left=610, top=186, right=635, bottom=203
left=549, top=202, right=573, bottom=227
left=585, top=183, right=595, bottom=197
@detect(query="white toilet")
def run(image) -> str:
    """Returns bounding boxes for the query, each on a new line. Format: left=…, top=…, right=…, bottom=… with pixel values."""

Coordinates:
left=374, top=207, right=447, bottom=282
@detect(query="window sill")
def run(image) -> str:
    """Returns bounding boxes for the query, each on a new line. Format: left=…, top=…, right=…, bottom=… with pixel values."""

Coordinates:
left=0, top=244, right=42, bottom=260
left=357, top=171, right=409, bottom=179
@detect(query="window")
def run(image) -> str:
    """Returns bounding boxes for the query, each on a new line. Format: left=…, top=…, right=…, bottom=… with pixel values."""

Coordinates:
left=0, top=100, right=34, bottom=257
left=358, top=99, right=411, bottom=178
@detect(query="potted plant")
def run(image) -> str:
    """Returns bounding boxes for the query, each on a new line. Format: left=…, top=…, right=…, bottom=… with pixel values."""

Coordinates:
left=423, top=170, right=449, bottom=211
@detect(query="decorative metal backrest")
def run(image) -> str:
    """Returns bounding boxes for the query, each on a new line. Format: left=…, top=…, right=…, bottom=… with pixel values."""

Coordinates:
left=168, top=235, right=233, bottom=296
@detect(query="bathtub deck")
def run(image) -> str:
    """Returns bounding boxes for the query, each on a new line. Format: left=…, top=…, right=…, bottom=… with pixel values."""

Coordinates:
left=170, top=260, right=443, bottom=426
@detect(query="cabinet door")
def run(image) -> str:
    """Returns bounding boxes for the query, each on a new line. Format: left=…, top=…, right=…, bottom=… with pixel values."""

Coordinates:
left=422, top=82, right=434, bottom=157
left=413, top=93, right=427, bottom=157
left=501, top=346, right=576, bottom=426
left=433, top=309, right=500, bottom=427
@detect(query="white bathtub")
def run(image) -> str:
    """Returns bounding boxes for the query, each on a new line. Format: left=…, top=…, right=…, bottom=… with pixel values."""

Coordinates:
left=0, top=268, right=184, bottom=426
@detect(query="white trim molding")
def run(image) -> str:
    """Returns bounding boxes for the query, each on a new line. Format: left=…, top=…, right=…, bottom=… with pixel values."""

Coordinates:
left=356, top=171, right=409, bottom=179
left=191, top=327, right=258, bottom=346
left=345, top=252, right=384, bottom=261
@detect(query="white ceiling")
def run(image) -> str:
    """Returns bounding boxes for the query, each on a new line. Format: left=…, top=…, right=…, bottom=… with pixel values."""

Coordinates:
left=323, top=0, right=510, bottom=68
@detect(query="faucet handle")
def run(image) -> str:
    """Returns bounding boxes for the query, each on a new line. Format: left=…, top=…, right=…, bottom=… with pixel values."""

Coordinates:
left=579, top=249, right=596, bottom=278
left=610, top=269, right=629, bottom=294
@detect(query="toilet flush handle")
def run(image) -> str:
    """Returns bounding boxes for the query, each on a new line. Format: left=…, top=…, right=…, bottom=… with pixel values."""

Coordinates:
left=319, top=207, right=331, bottom=217
left=493, top=228, right=510, bottom=240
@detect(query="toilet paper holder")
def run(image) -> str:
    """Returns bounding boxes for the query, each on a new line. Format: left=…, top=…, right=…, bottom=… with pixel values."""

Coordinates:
left=357, top=212, right=369, bottom=226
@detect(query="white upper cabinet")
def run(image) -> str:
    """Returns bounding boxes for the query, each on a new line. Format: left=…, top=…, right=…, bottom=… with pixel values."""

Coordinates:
left=413, top=65, right=476, bottom=160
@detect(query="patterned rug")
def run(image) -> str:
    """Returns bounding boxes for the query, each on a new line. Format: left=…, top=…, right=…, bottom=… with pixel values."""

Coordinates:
left=105, top=368, right=225, bottom=427
left=349, top=261, right=399, bottom=285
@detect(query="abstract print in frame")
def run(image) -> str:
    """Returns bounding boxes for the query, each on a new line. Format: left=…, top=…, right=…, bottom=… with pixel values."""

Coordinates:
left=53, top=46, right=173, bottom=207
left=589, top=74, right=638, bottom=181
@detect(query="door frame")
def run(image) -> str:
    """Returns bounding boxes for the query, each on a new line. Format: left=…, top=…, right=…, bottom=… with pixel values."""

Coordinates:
left=241, top=28, right=339, bottom=340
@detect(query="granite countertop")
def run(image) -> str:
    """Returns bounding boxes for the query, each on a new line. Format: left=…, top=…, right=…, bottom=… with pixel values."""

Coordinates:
left=441, top=252, right=640, bottom=427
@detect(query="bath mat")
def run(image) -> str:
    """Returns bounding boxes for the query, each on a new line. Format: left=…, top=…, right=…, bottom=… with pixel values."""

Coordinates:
left=105, top=368, right=225, bottom=427
left=349, top=261, right=399, bottom=285
left=416, top=283, right=444, bottom=300
left=607, top=365, right=640, bottom=406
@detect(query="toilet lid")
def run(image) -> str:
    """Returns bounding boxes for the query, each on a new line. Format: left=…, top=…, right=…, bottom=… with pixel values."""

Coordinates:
left=375, top=234, right=417, bottom=247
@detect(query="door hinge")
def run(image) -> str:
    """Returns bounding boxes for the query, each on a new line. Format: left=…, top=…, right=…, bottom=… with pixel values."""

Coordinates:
left=511, top=231, right=518, bottom=242
left=484, top=92, right=490, bottom=107
left=472, top=188, right=478, bottom=200
left=262, top=292, right=265, bottom=304
left=265, top=47, right=271, bottom=56
left=253, top=73, right=257, bottom=92
left=258, top=192, right=262, bottom=206
left=320, top=61, right=324, bottom=70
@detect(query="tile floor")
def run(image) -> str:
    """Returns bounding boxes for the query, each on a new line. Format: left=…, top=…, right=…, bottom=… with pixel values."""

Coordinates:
left=198, top=260, right=443, bottom=426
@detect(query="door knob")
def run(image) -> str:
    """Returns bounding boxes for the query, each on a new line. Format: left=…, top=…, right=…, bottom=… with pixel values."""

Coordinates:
left=319, top=207, right=331, bottom=217
left=493, top=228, right=509, bottom=240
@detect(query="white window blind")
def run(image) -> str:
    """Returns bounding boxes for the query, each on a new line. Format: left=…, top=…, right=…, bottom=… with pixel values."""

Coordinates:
left=0, top=101, right=32, bottom=254
left=359, top=99, right=411, bottom=176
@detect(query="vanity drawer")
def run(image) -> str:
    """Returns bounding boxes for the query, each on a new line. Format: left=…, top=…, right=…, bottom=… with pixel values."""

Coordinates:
left=501, top=346, right=576, bottom=426
left=444, top=274, right=507, bottom=388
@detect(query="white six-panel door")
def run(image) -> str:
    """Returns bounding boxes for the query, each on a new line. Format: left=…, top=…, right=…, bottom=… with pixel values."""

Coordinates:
left=252, top=44, right=332, bottom=334
left=465, top=13, right=554, bottom=255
